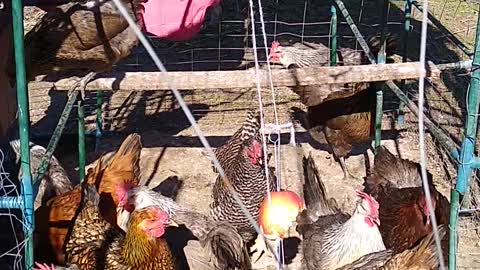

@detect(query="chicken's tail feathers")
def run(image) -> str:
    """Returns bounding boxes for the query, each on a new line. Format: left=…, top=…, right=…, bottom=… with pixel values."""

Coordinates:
left=151, top=175, right=184, bottom=200
left=401, top=224, right=447, bottom=268
left=240, top=110, right=261, bottom=142
left=302, top=153, right=337, bottom=216
left=108, top=133, right=142, bottom=178
left=364, top=145, right=396, bottom=193
left=203, top=222, right=252, bottom=270
left=365, top=32, right=398, bottom=58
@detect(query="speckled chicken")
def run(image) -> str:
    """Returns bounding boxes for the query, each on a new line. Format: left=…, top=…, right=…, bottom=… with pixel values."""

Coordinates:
left=338, top=225, right=446, bottom=270
left=297, top=154, right=386, bottom=270
left=209, top=110, right=277, bottom=244
left=364, top=146, right=449, bottom=257
left=7, top=0, right=147, bottom=96
left=64, top=183, right=177, bottom=270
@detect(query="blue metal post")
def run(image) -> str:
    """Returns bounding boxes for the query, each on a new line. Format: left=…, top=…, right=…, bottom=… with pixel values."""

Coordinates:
left=449, top=11, right=480, bottom=269
left=11, top=0, right=34, bottom=268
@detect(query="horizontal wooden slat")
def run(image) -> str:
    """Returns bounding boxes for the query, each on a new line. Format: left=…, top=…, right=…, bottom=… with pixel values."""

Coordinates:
left=45, top=61, right=440, bottom=91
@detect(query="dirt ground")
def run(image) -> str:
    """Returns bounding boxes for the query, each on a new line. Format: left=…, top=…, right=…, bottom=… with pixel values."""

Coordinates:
left=14, top=0, right=480, bottom=269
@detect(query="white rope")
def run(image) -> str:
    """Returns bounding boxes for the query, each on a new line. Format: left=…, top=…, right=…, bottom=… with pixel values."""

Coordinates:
left=110, top=0, right=281, bottom=262
left=246, top=0, right=274, bottom=205
left=417, top=0, right=446, bottom=269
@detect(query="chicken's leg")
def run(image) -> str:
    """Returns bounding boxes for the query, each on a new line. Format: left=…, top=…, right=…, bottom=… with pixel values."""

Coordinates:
left=338, top=156, right=364, bottom=181
left=250, top=234, right=278, bottom=264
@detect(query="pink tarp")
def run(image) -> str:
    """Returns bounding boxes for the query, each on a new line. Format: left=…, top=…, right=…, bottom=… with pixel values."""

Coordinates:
left=37, top=0, right=221, bottom=41
left=143, top=0, right=221, bottom=41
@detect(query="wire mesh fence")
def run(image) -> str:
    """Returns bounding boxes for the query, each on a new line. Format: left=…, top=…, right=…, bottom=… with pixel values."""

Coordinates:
left=15, top=0, right=480, bottom=268
left=0, top=147, right=27, bottom=270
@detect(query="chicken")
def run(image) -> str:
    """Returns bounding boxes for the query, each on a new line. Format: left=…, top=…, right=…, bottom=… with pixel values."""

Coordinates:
left=65, top=183, right=177, bottom=270
left=364, top=146, right=449, bottom=256
left=209, top=110, right=278, bottom=243
left=296, top=153, right=385, bottom=270
left=7, top=0, right=147, bottom=97
left=9, top=138, right=73, bottom=210
left=33, top=262, right=80, bottom=270
left=302, top=86, right=377, bottom=179
left=338, top=225, right=447, bottom=270
left=34, top=133, right=142, bottom=264
left=270, top=34, right=396, bottom=179
left=117, top=182, right=252, bottom=269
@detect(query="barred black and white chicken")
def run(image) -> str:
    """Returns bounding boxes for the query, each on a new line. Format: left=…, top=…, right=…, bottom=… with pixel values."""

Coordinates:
left=209, top=110, right=277, bottom=244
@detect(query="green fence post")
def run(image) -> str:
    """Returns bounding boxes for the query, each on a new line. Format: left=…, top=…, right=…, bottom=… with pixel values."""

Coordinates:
left=397, top=0, right=412, bottom=125
left=78, top=99, right=86, bottom=182
left=449, top=10, right=480, bottom=270
left=11, top=0, right=34, bottom=268
left=330, top=5, right=337, bottom=67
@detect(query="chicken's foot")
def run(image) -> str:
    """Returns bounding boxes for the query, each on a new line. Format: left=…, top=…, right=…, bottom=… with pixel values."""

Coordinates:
left=250, top=235, right=280, bottom=264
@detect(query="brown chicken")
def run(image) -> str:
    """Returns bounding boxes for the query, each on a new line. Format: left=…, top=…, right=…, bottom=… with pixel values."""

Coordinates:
left=34, top=133, right=142, bottom=264
left=270, top=35, right=396, bottom=179
left=7, top=0, right=146, bottom=96
left=364, top=146, right=449, bottom=257
left=301, top=86, right=377, bottom=179
left=338, top=225, right=447, bottom=270
left=64, top=183, right=177, bottom=270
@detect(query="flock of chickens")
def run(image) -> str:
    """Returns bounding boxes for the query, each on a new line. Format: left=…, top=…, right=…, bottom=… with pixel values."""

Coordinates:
left=0, top=0, right=453, bottom=269
left=2, top=108, right=450, bottom=270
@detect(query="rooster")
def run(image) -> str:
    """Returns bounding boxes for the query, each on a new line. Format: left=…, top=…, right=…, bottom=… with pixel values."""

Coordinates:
left=64, top=183, right=178, bottom=270
left=7, top=0, right=147, bottom=97
left=34, top=133, right=142, bottom=264
left=296, top=154, right=386, bottom=269
left=209, top=110, right=277, bottom=244
left=338, top=225, right=447, bottom=270
left=270, top=35, right=396, bottom=179
left=364, top=146, right=450, bottom=258
left=116, top=182, right=252, bottom=269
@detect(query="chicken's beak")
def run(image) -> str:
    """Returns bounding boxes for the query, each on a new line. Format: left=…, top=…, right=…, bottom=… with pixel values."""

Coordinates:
left=166, top=219, right=179, bottom=228
left=373, top=216, right=380, bottom=226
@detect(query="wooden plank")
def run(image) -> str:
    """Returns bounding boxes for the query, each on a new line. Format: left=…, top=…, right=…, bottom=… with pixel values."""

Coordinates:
left=49, top=61, right=440, bottom=91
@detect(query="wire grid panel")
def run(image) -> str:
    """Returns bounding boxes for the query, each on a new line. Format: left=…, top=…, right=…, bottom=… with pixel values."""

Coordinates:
left=387, top=0, right=480, bottom=267
left=0, top=148, right=27, bottom=270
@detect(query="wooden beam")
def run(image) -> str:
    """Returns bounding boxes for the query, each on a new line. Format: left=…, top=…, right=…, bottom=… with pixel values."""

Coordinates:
left=50, top=61, right=440, bottom=91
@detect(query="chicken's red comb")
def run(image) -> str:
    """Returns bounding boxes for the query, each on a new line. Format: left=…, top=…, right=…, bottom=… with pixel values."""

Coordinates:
left=355, top=190, right=379, bottom=210
left=269, top=41, right=281, bottom=58
left=271, top=41, right=280, bottom=50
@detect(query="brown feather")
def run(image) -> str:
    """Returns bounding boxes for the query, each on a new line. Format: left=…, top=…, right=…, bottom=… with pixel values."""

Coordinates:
left=365, top=146, right=449, bottom=259
left=35, top=133, right=142, bottom=264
